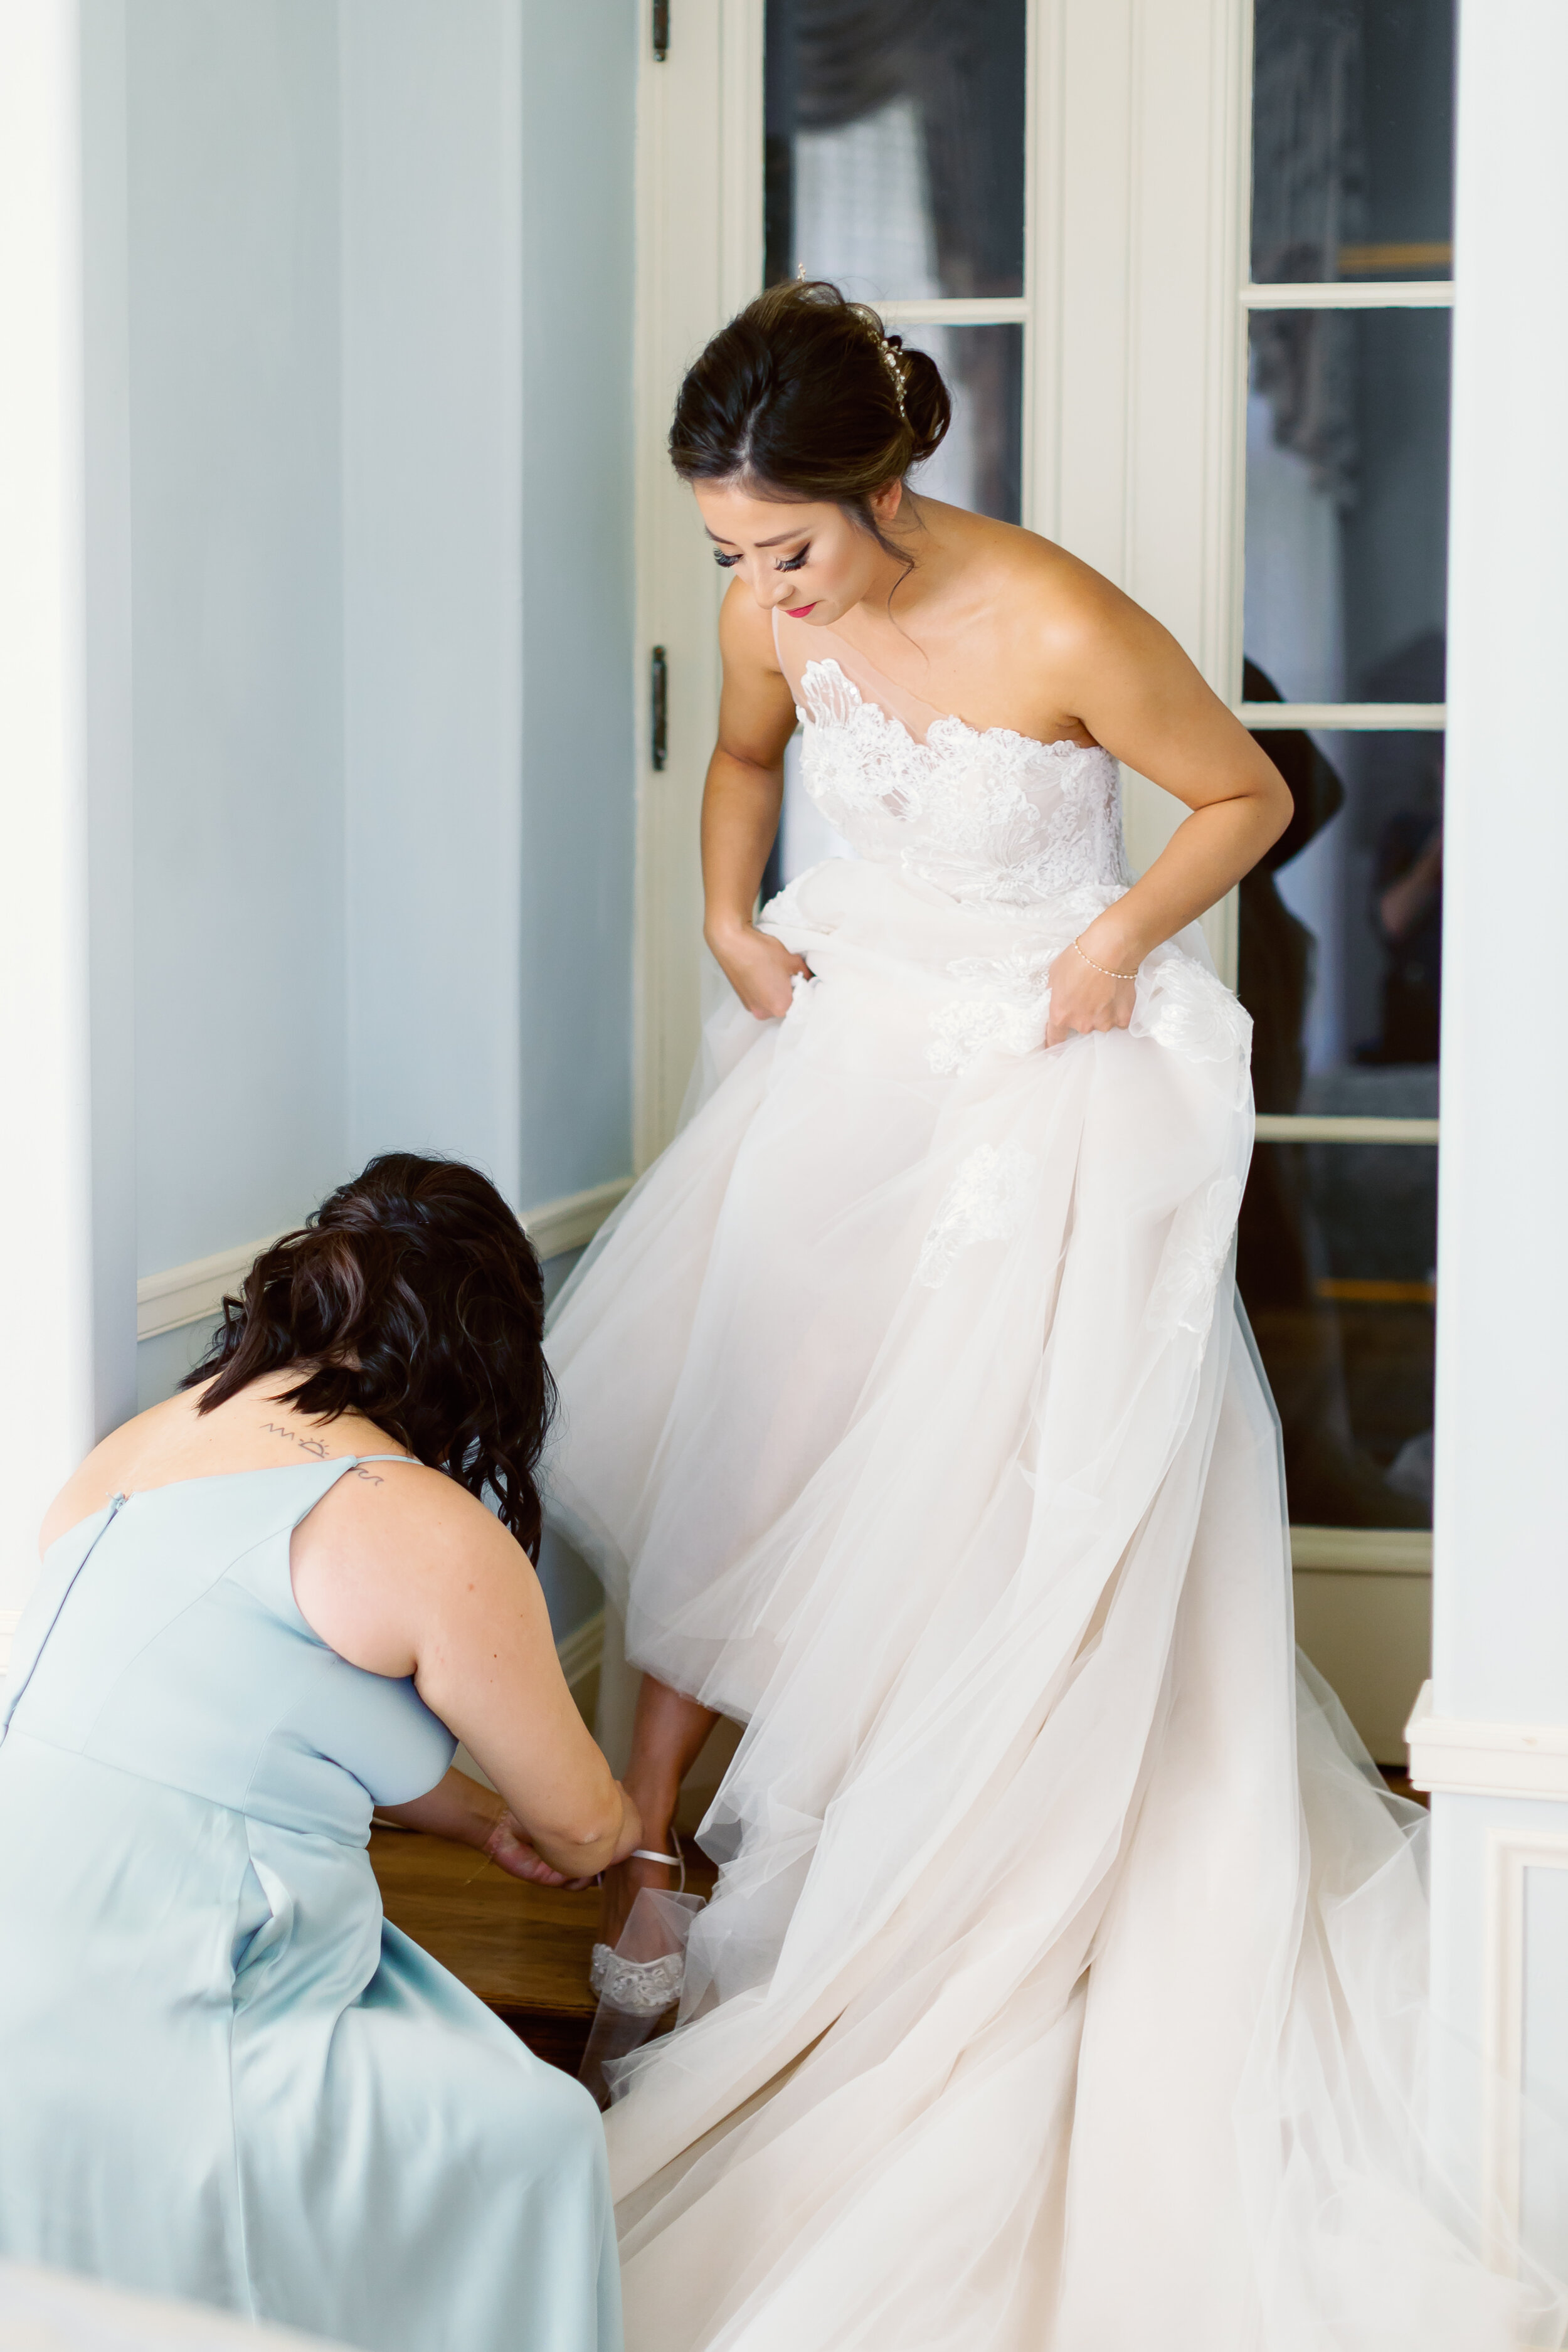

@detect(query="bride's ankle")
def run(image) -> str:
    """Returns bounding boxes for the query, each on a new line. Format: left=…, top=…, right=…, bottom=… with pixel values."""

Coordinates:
left=623, top=1779, right=679, bottom=1846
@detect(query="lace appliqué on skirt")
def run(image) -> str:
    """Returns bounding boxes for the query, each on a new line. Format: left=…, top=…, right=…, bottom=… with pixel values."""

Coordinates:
left=916, top=1142, right=1039, bottom=1288
left=928, top=951, right=1057, bottom=1076
left=1131, top=952, right=1254, bottom=1099
left=1146, top=1176, right=1243, bottom=1340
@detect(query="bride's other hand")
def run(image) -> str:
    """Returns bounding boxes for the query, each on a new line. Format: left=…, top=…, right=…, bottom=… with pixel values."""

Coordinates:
left=1044, top=926, right=1141, bottom=1046
left=707, top=918, right=812, bottom=1021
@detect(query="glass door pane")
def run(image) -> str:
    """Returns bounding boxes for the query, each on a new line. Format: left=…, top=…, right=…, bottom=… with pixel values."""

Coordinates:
left=899, top=322, right=1024, bottom=524
left=765, top=0, right=1028, bottom=299
left=1251, top=0, right=1456, bottom=284
left=1244, top=307, right=1450, bottom=704
left=1242, top=717, right=1443, bottom=1113
left=1240, top=1137, right=1436, bottom=1527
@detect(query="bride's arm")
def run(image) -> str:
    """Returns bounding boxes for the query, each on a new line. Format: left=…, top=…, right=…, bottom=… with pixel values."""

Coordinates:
left=1039, top=578, right=1293, bottom=1044
left=702, top=583, right=812, bottom=1019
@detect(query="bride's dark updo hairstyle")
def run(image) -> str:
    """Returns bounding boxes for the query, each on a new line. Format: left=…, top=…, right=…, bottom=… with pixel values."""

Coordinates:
left=182, top=1153, right=554, bottom=1557
left=668, top=280, right=952, bottom=554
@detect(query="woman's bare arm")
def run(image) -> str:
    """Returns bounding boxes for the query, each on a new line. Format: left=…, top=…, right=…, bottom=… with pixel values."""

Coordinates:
left=1039, top=578, right=1292, bottom=1043
left=702, top=582, right=813, bottom=1019
left=291, top=1473, right=640, bottom=1881
left=378, top=1766, right=598, bottom=1889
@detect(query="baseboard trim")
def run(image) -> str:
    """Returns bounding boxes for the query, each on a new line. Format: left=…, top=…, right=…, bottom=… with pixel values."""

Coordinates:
left=136, top=1234, right=285, bottom=1342
left=1290, top=1525, right=1432, bottom=1576
left=1406, top=1680, right=1568, bottom=1801
left=524, top=1179, right=632, bottom=1261
left=134, top=1179, right=633, bottom=1344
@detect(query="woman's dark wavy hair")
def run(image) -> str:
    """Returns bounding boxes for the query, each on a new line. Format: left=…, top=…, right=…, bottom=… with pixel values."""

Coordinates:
left=182, top=1153, right=554, bottom=1558
left=668, top=280, right=952, bottom=556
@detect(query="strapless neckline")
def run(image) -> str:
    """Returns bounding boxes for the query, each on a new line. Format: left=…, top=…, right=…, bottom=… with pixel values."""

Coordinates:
left=797, top=655, right=1101, bottom=761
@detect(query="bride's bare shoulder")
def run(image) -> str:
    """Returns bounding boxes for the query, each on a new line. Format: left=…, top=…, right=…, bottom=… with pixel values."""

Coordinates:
left=940, top=507, right=1155, bottom=672
left=934, top=506, right=1121, bottom=612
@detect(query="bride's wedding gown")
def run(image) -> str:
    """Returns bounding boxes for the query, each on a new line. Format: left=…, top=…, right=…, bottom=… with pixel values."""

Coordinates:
left=544, top=612, right=1562, bottom=2351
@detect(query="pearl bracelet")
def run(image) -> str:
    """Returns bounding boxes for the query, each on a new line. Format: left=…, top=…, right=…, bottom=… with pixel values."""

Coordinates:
left=1071, top=936, right=1140, bottom=983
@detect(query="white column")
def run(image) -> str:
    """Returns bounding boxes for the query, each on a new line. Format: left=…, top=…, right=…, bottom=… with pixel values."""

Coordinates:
left=1420, top=0, right=1568, bottom=2277
left=0, top=2, right=96, bottom=1617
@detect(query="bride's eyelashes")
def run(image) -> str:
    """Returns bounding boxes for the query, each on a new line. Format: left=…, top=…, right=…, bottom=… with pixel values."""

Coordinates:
left=709, top=546, right=812, bottom=571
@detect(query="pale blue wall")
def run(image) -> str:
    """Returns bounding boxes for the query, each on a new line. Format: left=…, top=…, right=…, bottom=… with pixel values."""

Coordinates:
left=517, top=3, right=637, bottom=1205
left=339, top=0, right=526, bottom=1198
left=119, top=1, right=635, bottom=1643
left=128, top=0, right=347, bottom=1277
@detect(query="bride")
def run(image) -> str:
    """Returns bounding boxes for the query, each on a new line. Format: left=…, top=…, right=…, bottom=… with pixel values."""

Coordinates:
left=544, top=282, right=1562, bottom=2351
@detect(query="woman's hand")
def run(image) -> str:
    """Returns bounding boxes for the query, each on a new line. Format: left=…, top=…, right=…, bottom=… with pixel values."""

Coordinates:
left=482, top=1808, right=580, bottom=1888
left=1044, top=931, right=1140, bottom=1047
left=706, top=918, right=811, bottom=1021
left=483, top=1784, right=644, bottom=1894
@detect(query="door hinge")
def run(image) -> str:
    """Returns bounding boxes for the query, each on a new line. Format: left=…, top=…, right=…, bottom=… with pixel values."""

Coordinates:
left=650, top=645, right=669, bottom=770
left=652, top=0, right=670, bottom=62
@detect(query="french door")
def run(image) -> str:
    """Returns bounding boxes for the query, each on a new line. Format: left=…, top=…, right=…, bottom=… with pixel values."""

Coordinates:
left=632, top=0, right=1451, bottom=1760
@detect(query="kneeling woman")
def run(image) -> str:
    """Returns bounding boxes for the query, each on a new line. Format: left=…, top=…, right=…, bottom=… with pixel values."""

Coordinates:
left=0, top=1154, right=635, bottom=2352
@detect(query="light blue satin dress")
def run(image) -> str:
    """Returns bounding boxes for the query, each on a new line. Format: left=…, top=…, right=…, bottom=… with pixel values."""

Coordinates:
left=0, top=1459, right=622, bottom=2352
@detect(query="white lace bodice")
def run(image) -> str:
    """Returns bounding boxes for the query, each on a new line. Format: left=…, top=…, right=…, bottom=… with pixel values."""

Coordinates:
left=795, top=657, right=1131, bottom=916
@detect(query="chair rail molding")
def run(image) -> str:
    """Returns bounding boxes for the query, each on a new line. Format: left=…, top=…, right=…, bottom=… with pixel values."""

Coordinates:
left=1406, top=1681, right=1568, bottom=1803
left=134, top=1179, right=633, bottom=1344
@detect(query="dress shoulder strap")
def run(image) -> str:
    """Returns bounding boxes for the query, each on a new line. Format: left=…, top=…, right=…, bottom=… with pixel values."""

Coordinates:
left=356, top=1453, right=419, bottom=1467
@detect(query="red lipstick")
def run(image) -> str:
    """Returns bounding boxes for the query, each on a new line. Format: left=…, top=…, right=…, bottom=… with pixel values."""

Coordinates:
left=786, top=601, right=818, bottom=619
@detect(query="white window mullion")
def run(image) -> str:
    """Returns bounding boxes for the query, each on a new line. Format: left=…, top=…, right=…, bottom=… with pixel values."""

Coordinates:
left=1244, top=280, right=1452, bottom=310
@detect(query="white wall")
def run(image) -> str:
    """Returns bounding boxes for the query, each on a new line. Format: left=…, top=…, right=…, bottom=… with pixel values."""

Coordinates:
left=1426, top=0, right=1568, bottom=2269
left=0, top=2, right=98, bottom=1614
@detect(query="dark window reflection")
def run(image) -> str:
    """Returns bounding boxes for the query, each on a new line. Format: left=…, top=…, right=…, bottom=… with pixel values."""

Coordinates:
left=1238, top=672, right=1441, bottom=1528
left=1246, top=310, right=1449, bottom=702
left=1251, top=0, right=1455, bottom=285
left=1240, top=672, right=1443, bottom=1104
left=764, top=0, right=1027, bottom=299
left=1240, top=1142, right=1435, bottom=1528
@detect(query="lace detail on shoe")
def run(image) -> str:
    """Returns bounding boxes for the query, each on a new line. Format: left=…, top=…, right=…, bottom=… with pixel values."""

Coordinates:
left=1147, top=1176, right=1242, bottom=1341
left=589, top=1941, right=685, bottom=2016
left=917, top=1142, right=1039, bottom=1288
left=928, top=951, right=1057, bottom=1075
left=796, top=659, right=1130, bottom=913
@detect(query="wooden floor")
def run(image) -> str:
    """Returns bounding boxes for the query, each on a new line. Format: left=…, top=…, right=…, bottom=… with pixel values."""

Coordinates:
left=369, top=1827, right=717, bottom=2075
left=374, top=1767, right=1424, bottom=2077
left=370, top=1826, right=601, bottom=2072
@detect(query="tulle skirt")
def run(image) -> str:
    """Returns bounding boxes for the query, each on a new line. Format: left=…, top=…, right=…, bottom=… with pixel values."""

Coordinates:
left=544, top=856, right=1564, bottom=2351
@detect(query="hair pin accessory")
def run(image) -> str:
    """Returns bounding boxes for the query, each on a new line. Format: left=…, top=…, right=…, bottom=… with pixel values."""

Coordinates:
left=879, top=334, right=909, bottom=422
